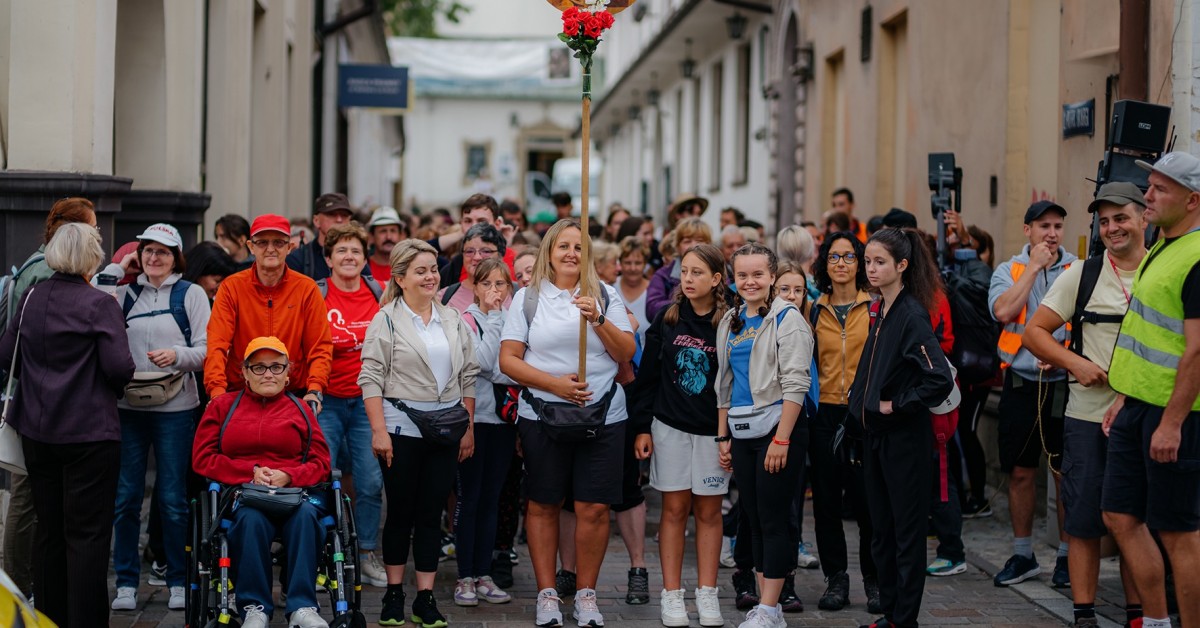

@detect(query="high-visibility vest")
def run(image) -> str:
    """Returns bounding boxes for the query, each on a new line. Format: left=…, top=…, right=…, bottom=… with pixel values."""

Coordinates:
left=1109, top=230, right=1200, bottom=410
left=997, top=261, right=1071, bottom=370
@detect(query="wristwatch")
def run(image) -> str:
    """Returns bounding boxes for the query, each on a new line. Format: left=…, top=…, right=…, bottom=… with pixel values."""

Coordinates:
left=589, top=313, right=606, bottom=327
left=714, top=435, right=732, bottom=443
left=306, top=389, right=323, bottom=403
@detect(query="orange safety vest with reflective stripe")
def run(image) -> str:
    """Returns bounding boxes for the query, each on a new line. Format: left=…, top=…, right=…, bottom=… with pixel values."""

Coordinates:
left=997, top=261, right=1071, bottom=369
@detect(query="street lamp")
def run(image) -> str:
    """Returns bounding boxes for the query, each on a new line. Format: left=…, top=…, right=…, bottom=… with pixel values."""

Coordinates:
left=792, top=44, right=814, bottom=83
left=681, top=38, right=696, bottom=79
left=647, top=72, right=661, bottom=107
left=726, top=12, right=747, bottom=40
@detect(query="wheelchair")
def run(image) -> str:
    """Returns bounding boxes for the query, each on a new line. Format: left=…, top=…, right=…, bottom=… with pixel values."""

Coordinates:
left=184, top=469, right=367, bottom=628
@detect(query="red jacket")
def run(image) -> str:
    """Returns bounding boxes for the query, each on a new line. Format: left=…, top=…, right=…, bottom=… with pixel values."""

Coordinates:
left=204, top=265, right=333, bottom=397
left=192, top=389, right=331, bottom=488
left=929, top=289, right=955, bottom=356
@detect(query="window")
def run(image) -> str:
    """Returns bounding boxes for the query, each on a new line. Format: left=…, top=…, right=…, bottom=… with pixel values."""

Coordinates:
left=709, top=61, right=723, bottom=193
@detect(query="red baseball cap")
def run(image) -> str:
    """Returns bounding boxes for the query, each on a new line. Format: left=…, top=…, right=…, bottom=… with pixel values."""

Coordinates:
left=250, top=214, right=290, bottom=238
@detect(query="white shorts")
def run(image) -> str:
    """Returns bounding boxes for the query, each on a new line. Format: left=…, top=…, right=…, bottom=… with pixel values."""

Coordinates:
left=649, top=419, right=731, bottom=495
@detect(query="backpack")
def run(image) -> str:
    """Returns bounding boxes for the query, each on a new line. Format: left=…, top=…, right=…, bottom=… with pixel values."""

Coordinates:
left=944, top=260, right=1001, bottom=386
left=774, top=307, right=820, bottom=420
left=440, top=282, right=461, bottom=306
left=122, top=280, right=195, bottom=347
left=522, top=282, right=635, bottom=384
left=1068, top=254, right=1126, bottom=359
left=0, top=254, right=45, bottom=329
left=317, top=276, right=383, bottom=302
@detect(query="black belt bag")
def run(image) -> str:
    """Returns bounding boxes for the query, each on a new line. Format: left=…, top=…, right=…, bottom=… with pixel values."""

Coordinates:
left=237, top=483, right=307, bottom=518
left=521, top=383, right=618, bottom=443
left=386, top=398, right=470, bottom=446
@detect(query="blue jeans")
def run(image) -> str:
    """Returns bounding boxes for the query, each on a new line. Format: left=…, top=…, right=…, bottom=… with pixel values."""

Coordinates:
left=113, top=408, right=194, bottom=587
left=318, top=395, right=382, bottom=551
left=229, top=500, right=324, bottom=618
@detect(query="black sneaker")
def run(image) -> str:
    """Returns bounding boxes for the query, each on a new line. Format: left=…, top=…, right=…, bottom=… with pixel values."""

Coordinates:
left=492, top=554, right=515, bottom=589
left=732, top=568, right=759, bottom=610
left=859, top=618, right=894, bottom=628
left=411, top=589, right=448, bottom=628
left=864, top=576, right=882, bottom=614
left=818, top=571, right=850, bottom=611
left=962, top=497, right=994, bottom=519
left=993, top=554, right=1040, bottom=587
left=380, top=588, right=406, bottom=626
left=556, top=569, right=577, bottom=597
left=780, top=571, right=804, bottom=613
left=625, top=567, right=649, bottom=605
left=1052, top=556, right=1071, bottom=588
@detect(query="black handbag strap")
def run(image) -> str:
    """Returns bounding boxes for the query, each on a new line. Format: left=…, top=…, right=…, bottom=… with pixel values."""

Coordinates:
left=520, top=381, right=618, bottom=415
left=218, top=390, right=313, bottom=463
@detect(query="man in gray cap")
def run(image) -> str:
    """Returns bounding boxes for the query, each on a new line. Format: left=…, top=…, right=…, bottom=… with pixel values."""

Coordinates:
left=988, top=199, right=1078, bottom=588
left=1103, top=151, right=1200, bottom=628
left=1023, top=181, right=1147, bottom=627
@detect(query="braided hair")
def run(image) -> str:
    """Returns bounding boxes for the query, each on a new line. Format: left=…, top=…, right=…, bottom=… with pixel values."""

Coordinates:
left=728, top=242, right=778, bottom=334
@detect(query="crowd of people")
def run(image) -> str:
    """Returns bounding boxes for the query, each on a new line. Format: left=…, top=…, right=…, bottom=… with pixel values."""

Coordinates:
left=0, top=151, right=1198, bottom=628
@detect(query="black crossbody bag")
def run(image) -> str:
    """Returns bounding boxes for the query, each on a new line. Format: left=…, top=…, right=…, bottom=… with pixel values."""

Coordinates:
left=521, top=382, right=618, bottom=443
left=220, top=390, right=313, bottom=517
left=385, top=398, right=470, bottom=446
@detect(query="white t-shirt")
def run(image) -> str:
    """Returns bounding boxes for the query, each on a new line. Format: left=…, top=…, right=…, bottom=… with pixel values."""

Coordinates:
left=382, top=299, right=459, bottom=437
left=1040, top=252, right=1136, bottom=423
left=501, top=279, right=633, bottom=425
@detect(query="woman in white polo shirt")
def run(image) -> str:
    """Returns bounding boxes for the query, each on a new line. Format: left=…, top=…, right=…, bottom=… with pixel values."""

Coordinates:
left=359, top=239, right=480, bottom=628
left=500, top=219, right=636, bottom=628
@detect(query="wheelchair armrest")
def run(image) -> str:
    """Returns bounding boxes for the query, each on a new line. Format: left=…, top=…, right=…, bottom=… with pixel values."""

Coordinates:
left=331, top=468, right=343, bottom=481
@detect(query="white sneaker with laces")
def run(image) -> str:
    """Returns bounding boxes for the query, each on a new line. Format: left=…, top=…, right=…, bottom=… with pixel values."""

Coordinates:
left=289, top=606, right=330, bottom=628
left=455, top=577, right=480, bottom=606
left=573, top=588, right=604, bottom=627
left=111, top=586, right=137, bottom=611
left=695, top=586, right=723, bottom=627
left=719, top=537, right=736, bottom=569
left=360, top=551, right=388, bottom=587
left=536, top=588, right=564, bottom=627
left=168, top=586, right=186, bottom=610
left=475, top=576, right=513, bottom=603
left=242, top=604, right=269, bottom=628
left=660, top=589, right=689, bottom=627
left=737, top=606, right=785, bottom=628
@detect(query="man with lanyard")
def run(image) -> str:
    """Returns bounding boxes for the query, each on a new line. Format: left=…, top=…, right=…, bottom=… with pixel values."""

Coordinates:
left=1103, top=152, right=1200, bottom=628
left=988, top=200, right=1078, bottom=588
left=1024, top=182, right=1146, bottom=628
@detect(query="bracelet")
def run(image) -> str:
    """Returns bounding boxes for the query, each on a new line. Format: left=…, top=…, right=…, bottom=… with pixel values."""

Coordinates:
left=772, top=437, right=790, bottom=446
left=714, top=435, right=732, bottom=443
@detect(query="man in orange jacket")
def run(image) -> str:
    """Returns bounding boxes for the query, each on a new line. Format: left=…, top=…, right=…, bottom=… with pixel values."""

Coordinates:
left=204, top=214, right=333, bottom=413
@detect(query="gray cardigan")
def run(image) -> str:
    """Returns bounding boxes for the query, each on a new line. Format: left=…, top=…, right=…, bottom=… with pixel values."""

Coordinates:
left=715, top=297, right=813, bottom=410
left=358, top=297, right=479, bottom=403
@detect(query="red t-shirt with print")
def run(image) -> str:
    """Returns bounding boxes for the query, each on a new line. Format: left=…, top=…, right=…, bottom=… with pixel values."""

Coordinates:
left=324, top=280, right=380, bottom=398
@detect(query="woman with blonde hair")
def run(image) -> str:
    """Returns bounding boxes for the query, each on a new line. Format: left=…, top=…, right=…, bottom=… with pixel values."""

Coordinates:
left=499, top=220, right=636, bottom=628
left=360, top=239, right=480, bottom=627
left=646, top=218, right=714, bottom=320
left=777, top=225, right=820, bottom=302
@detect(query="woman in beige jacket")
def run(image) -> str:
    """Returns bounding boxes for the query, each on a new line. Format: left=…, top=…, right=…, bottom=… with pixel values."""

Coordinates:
left=359, top=239, right=479, bottom=628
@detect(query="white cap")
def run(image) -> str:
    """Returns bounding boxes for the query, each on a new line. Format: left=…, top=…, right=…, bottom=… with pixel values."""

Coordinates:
left=368, top=206, right=403, bottom=230
left=136, top=223, right=183, bottom=249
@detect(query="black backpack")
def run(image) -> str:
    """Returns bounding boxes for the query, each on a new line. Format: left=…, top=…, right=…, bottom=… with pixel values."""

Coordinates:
left=1069, top=254, right=1126, bottom=359
left=945, top=259, right=1001, bottom=386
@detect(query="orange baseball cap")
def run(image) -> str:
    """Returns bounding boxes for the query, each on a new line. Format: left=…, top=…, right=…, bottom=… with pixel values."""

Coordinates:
left=243, top=336, right=289, bottom=361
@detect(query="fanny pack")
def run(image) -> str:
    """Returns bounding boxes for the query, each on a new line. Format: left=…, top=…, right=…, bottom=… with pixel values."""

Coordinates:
left=521, top=383, right=618, bottom=443
left=386, top=398, right=470, bottom=446
left=728, top=404, right=782, bottom=440
left=237, top=483, right=307, bottom=518
left=124, top=371, right=187, bottom=407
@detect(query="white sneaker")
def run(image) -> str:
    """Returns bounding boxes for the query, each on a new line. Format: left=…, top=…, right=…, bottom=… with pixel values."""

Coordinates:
left=168, top=586, right=186, bottom=610
left=475, top=576, right=513, bottom=603
left=695, top=586, right=723, bottom=627
left=796, top=542, right=820, bottom=569
left=660, top=589, right=689, bottom=627
left=111, top=586, right=137, bottom=611
left=573, top=588, right=604, bottom=627
left=360, top=551, right=388, bottom=587
left=289, top=606, right=330, bottom=628
left=719, top=537, right=736, bottom=569
left=537, top=588, right=564, bottom=627
left=455, top=577, right=479, bottom=607
left=737, top=606, right=785, bottom=628
left=242, top=604, right=269, bottom=628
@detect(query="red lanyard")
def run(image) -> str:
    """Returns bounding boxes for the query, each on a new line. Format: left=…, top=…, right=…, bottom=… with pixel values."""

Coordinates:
left=1109, top=253, right=1131, bottom=305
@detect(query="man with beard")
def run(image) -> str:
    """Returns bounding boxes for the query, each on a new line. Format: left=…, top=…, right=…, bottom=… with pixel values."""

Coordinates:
left=367, top=207, right=406, bottom=284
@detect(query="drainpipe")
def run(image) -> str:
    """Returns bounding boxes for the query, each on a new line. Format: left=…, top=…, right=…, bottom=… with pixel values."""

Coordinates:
left=1118, top=0, right=1149, bottom=101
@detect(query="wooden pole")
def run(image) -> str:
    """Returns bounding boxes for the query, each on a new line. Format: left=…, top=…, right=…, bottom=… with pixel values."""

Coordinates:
left=578, top=78, right=591, bottom=383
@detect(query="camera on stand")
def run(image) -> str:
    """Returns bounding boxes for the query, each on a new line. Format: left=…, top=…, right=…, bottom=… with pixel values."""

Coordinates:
left=928, top=152, right=963, bottom=271
left=1089, top=99, right=1172, bottom=256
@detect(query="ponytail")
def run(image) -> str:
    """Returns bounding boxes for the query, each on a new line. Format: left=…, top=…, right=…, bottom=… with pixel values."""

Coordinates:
left=866, top=227, right=943, bottom=311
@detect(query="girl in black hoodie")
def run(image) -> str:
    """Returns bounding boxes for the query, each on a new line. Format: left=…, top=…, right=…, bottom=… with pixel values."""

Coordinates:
left=849, top=228, right=955, bottom=628
left=630, top=243, right=730, bottom=627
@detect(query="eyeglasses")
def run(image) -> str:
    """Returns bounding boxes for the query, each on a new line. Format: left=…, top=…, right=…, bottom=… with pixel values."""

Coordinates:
left=827, top=253, right=858, bottom=265
left=251, top=238, right=290, bottom=250
left=245, top=363, right=288, bottom=375
left=142, top=248, right=173, bottom=258
left=463, top=248, right=498, bottom=258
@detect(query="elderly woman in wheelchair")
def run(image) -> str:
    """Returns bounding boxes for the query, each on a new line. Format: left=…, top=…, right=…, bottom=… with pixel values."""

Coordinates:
left=192, top=336, right=335, bottom=628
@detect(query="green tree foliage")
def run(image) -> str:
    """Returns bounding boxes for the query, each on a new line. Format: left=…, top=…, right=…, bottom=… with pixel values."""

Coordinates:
left=379, top=0, right=471, bottom=37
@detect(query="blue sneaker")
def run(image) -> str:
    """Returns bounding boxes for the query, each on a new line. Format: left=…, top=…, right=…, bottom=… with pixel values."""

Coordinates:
left=1052, top=555, right=1071, bottom=588
left=926, top=558, right=967, bottom=577
left=993, top=554, right=1040, bottom=586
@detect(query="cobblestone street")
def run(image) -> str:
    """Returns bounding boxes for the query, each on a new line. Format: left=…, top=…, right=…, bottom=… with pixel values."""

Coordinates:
left=105, top=487, right=1102, bottom=627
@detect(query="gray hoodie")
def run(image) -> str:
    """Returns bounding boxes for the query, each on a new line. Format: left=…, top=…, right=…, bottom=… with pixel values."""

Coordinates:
left=464, top=303, right=516, bottom=425
left=112, top=273, right=211, bottom=412
left=988, top=244, right=1077, bottom=381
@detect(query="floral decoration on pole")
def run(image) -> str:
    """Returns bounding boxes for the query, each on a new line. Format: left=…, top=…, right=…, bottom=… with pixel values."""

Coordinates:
left=557, top=7, right=615, bottom=96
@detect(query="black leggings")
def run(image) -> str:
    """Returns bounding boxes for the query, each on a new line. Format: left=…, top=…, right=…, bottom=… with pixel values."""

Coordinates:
left=380, top=433, right=458, bottom=572
left=730, top=426, right=806, bottom=579
left=955, top=385, right=990, bottom=503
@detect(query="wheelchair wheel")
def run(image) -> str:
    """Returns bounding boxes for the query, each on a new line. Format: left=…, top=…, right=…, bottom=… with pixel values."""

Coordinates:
left=185, top=495, right=213, bottom=628
left=326, top=484, right=366, bottom=627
